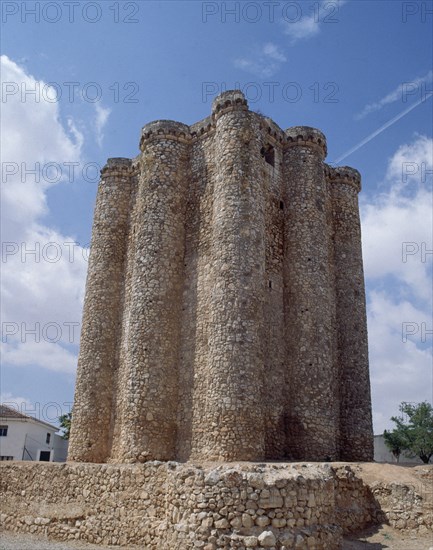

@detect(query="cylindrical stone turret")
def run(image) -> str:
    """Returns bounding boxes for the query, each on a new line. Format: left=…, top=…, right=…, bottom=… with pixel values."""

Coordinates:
left=112, top=121, right=191, bottom=462
left=283, top=128, right=339, bottom=461
left=69, top=158, right=134, bottom=462
left=191, top=91, right=266, bottom=460
left=326, top=165, right=374, bottom=461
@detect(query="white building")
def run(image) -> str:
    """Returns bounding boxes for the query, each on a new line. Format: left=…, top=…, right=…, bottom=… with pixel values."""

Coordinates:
left=0, top=404, right=68, bottom=462
left=374, top=434, right=427, bottom=464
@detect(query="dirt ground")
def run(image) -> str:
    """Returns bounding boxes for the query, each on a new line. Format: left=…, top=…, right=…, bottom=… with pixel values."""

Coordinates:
left=342, top=463, right=432, bottom=549
left=1, top=528, right=432, bottom=550
left=348, top=461, right=430, bottom=486
left=0, top=532, right=123, bottom=550
left=343, top=524, right=433, bottom=549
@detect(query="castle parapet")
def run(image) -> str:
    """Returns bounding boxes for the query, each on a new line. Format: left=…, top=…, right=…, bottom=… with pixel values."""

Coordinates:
left=211, top=90, right=248, bottom=119
left=190, top=115, right=215, bottom=139
left=285, top=126, right=327, bottom=159
left=100, top=157, right=136, bottom=178
left=260, top=117, right=286, bottom=144
left=325, top=165, right=361, bottom=192
left=140, top=120, right=191, bottom=149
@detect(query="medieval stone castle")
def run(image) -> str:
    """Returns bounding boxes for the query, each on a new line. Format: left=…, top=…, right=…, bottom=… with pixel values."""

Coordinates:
left=68, top=90, right=374, bottom=465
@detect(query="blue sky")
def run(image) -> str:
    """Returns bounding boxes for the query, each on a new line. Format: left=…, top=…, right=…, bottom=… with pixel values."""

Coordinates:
left=1, top=0, right=432, bottom=435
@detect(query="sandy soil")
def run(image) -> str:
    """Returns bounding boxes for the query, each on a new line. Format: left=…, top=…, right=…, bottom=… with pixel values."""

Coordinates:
left=1, top=528, right=432, bottom=550
left=350, top=462, right=431, bottom=487
left=0, top=532, right=136, bottom=550
left=343, top=524, right=433, bottom=549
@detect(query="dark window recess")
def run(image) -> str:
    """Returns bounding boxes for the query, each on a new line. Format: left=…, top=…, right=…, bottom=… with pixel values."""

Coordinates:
left=261, top=145, right=275, bottom=166
left=39, top=451, right=51, bottom=462
left=280, top=201, right=284, bottom=210
left=269, top=280, right=272, bottom=289
left=0, top=426, right=8, bottom=437
left=46, top=433, right=51, bottom=444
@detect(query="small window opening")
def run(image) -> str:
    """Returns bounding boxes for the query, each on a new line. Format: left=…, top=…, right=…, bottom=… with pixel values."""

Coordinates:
left=261, top=144, right=275, bottom=167
left=39, top=451, right=51, bottom=462
left=0, top=426, right=8, bottom=437
left=280, top=201, right=284, bottom=210
left=46, top=433, right=51, bottom=444
left=269, top=280, right=272, bottom=289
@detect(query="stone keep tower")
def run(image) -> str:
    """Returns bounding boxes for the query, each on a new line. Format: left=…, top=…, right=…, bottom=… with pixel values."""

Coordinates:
left=69, top=91, right=374, bottom=464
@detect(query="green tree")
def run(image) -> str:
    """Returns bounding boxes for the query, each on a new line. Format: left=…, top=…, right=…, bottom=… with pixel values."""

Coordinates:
left=59, top=411, right=72, bottom=440
left=383, top=429, right=406, bottom=463
left=385, top=402, right=433, bottom=464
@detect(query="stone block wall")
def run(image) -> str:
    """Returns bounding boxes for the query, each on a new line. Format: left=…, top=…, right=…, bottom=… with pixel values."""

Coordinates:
left=1, top=462, right=431, bottom=549
left=334, top=464, right=433, bottom=533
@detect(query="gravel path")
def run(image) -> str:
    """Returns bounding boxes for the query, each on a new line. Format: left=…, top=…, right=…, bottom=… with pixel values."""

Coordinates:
left=0, top=533, right=129, bottom=550
left=1, top=527, right=432, bottom=550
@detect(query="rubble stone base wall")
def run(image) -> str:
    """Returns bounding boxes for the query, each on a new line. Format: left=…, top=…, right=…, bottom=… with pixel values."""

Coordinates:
left=0, top=462, right=431, bottom=549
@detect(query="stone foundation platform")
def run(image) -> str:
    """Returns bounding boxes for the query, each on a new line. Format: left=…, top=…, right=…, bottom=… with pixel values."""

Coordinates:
left=0, top=462, right=431, bottom=549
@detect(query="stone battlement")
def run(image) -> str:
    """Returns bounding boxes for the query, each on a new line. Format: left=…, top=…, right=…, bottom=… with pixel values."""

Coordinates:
left=101, top=157, right=135, bottom=178
left=129, top=93, right=333, bottom=153
left=69, top=91, right=373, bottom=465
left=212, top=89, right=249, bottom=116
left=140, top=119, right=191, bottom=148
left=285, top=126, right=327, bottom=158
left=325, top=164, right=362, bottom=192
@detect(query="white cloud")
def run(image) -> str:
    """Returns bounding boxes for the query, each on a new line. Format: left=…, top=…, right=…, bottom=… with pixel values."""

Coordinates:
left=1, top=56, right=83, bottom=227
left=262, top=42, right=287, bottom=62
left=94, top=103, right=111, bottom=147
left=283, top=14, right=320, bottom=43
left=386, top=134, right=433, bottom=184
left=67, top=117, right=85, bottom=151
left=361, top=135, right=433, bottom=434
left=1, top=340, right=78, bottom=374
left=282, top=0, right=346, bottom=44
left=362, top=135, right=432, bottom=302
left=0, top=392, right=33, bottom=411
left=356, top=70, right=433, bottom=120
left=1, top=55, right=88, bottom=376
left=1, top=225, right=87, bottom=325
left=234, top=42, right=287, bottom=78
left=367, top=291, right=432, bottom=435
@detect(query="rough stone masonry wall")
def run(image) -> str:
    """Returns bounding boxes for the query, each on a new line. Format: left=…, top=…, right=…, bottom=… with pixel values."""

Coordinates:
left=68, top=90, right=374, bottom=464
left=1, top=463, right=431, bottom=549
left=68, top=159, right=134, bottom=463
left=283, top=129, right=339, bottom=461
left=195, top=100, right=267, bottom=461
left=111, top=121, right=191, bottom=463
left=333, top=465, right=433, bottom=535
left=326, top=166, right=374, bottom=462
